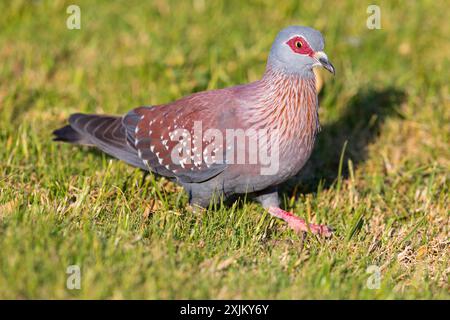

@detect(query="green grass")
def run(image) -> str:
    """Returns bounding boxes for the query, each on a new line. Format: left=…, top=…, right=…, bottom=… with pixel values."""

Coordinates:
left=0, top=0, right=448, bottom=299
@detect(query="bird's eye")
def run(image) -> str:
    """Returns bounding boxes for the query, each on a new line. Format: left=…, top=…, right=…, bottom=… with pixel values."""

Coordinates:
left=295, top=41, right=302, bottom=48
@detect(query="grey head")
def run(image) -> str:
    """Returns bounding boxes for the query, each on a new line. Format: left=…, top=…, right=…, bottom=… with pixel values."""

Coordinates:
left=267, top=26, right=335, bottom=77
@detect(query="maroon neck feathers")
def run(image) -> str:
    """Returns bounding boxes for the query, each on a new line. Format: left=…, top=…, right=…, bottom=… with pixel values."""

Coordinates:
left=240, top=67, right=320, bottom=141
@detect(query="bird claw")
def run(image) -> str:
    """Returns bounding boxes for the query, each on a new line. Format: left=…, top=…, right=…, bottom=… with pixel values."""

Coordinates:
left=288, top=219, right=333, bottom=238
left=187, top=204, right=206, bottom=214
left=268, top=207, right=333, bottom=238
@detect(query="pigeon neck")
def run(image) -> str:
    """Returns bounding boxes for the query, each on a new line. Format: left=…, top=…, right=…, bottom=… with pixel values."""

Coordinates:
left=258, top=66, right=318, bottom=116
left=241, top=65, right=320, bottom=149
left=264, top=55, right=317, bottom=79
left=261, top=65, right=315, bottom=84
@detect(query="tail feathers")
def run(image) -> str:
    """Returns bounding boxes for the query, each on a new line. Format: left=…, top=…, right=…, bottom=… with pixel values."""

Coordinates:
left=53, top=113, right=147, bottom=170
left=52, top=124, right=93, bottom=145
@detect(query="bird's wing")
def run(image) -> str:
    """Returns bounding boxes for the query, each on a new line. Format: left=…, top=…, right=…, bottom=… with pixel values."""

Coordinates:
left=127, top=89, right=238, bottom=183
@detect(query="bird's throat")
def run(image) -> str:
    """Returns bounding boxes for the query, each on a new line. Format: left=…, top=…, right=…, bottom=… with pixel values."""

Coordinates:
left=245, top=68, right=320, bottom=140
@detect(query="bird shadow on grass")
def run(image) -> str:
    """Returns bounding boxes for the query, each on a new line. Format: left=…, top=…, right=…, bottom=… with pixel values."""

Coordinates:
left=279, top=87, right=406, bottom=202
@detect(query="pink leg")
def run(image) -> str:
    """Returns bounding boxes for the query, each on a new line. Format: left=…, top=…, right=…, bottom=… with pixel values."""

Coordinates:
left=268, top=207, right=333, bottom=238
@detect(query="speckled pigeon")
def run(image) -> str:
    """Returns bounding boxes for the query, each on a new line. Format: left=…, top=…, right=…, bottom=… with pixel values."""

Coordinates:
left=53, top=26, right=335, bottom=237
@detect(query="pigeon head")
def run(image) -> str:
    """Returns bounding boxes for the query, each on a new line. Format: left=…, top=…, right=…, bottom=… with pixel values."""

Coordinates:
left=268, top=26, right=335, bottom=77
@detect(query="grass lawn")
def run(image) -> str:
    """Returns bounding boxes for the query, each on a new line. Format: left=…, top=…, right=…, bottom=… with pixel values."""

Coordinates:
left=0, top=0, right=448, bottom=299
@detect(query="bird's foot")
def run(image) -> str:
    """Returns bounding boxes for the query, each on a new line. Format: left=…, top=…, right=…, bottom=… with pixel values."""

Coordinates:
left=186, top=203, right=206, bottom=214
left=268, top=207, right=333, bottom=238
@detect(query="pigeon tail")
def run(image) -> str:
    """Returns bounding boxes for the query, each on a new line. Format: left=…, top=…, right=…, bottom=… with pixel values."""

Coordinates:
left=53, top=124, right=91, bottom=145
left=53, top=113, right=147, bottom=170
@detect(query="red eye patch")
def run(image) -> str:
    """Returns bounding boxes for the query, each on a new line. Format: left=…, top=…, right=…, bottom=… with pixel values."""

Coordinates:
left=286, top=36, right=314, bottom=56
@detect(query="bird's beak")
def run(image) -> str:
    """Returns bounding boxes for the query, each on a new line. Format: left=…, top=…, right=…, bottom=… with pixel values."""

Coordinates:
left=313, top=51, right=335, bottom=75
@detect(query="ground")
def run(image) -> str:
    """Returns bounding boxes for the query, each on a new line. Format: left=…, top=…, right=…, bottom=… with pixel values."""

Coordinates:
left=0, top=0, right=448, bottom=299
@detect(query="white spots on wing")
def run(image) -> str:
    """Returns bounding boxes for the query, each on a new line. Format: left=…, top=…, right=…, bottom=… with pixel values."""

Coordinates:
left=134, top=112, right=225, bottom=176
left=193, top=159, right=202, bottom=167
left=154, top=151, right=165, bottom=166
